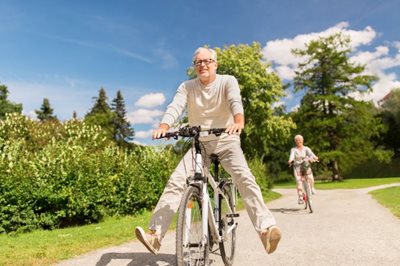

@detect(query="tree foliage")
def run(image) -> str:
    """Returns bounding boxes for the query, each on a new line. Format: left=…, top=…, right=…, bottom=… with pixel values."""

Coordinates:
left=0, top=83, right=22, bottom=119
left=291, top=33, right=389, bottom=180
left=85, top=88, right=135, bottom=146
left=35, top=98, right=58, bottom=121
left=211, top=43, right=295, bottom=159
left=379, top=88, right=400, bottom=157
left=84, top=88, right=115, bottom=140
left=111, top=90, right=135, bottom=144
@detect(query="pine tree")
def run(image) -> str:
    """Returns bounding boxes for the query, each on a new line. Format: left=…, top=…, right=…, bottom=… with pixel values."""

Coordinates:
left=86, top=88, right=111, bottom=115
left=35, top=98, right=57, bottom=121
left=0, top=83, right=23, bottom=119
left=84, top=88, right=115, bottom=140
left=292, top=33, right=388, bottom=180
left=111, top=90, right=135, bottom=143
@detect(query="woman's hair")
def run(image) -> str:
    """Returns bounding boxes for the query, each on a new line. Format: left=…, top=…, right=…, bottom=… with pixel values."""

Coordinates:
left=294, top=135, right=304, bottom=142
left=192, top=47, right=217, bottom=62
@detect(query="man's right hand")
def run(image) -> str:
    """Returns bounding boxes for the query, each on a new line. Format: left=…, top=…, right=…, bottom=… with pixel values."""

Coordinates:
left=152, top=123, right=170, bottom=139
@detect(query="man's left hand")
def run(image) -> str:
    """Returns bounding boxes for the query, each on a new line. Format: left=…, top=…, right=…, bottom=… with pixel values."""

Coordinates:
left=225, top=123, right=243, bottom=135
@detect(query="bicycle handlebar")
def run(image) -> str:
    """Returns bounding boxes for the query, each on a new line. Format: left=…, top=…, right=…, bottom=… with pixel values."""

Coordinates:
left=158, top=126, right=226, bottom=140
left=289, top=157, right=319, bottom=167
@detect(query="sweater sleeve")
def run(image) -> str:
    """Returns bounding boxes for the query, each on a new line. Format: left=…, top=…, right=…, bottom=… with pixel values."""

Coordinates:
left=160, top=82, right=188, bottom=127
left=289, top=148, right=295, bottom=162
left=225, top=76, right=244, bottom=115
left=305, top=147, right=317, bottom=158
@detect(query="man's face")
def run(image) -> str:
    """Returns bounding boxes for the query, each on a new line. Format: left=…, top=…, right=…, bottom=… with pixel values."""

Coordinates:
left=193, top=49, right=217, bottom=84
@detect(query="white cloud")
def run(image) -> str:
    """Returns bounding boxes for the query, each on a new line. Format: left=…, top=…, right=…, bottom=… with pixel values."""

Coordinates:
left=350, top=46, right=389, bottom=66
left=262, top=22, right=377, bottom=80
left=262, top=22, right=400, bottom=105
left=276, top=65, right=296, bottom=80
left=135, top=129, right=154, bottom=139
left=127, top=108, right=163, bottom=124
left=394, top=41, right=400, bottom=51
left=35, top=32, right=153, bottom=63
left=354, top=72, right=400, bottom=103
left=135, top=93, right=165, bottom=108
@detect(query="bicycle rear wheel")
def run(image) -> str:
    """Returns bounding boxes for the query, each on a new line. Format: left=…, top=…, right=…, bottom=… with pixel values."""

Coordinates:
left=219, top=182, right=237, bottom=266
left=176, top=185, right=209, bottom=266
left=303, top=181, right=313, bottom=213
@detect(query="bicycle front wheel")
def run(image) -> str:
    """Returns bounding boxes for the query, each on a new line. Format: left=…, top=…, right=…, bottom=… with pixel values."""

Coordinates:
left=303, top=180, right=313, bottom=213
left=176, top=185, right=209, bottom=266
left=219, top=182, right=237, bottom=266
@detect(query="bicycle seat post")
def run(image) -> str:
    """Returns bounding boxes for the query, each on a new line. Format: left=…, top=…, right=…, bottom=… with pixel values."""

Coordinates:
left=193, top=128, right=204, bottom=181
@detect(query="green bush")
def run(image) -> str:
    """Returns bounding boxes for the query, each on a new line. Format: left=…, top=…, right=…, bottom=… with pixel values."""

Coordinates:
left=248, top=156, right=273, bottom=194
left=0, top=113, right=276, bottom=234
left=0, top=114, right=179, bottom=234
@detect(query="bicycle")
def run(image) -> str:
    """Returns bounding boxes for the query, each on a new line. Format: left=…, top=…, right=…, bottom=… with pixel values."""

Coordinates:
left=159, top=126, right=239, bottom=266
left=291, top=157, right=318, bottom=213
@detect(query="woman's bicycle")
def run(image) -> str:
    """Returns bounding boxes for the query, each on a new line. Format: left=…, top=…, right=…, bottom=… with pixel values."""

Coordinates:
left=292, top=157, right=318, bottom=213
left=160, top=126, right=239, bottom=266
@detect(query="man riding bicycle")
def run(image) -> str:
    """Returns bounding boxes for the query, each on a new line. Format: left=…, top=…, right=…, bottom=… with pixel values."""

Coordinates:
left=288, top=135, right=319, bottom=204
left=135, top=47, right=281, bottom=255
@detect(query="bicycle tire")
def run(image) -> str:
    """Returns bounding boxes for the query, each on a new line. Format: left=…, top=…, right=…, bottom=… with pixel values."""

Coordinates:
left=303, top=181, right=313, bottom=213
left=219, top=182, right=236, bottom=266
left=176, top=185, right=209, bottom=266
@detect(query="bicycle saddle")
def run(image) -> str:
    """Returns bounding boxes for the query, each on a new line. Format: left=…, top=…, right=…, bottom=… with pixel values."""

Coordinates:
left=210, top=153, right=220, bottom=164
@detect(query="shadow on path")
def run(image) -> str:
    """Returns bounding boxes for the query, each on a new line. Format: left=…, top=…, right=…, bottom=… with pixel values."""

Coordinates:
left=95, top=252, right=176, bottom=266
left=270, top=207, right=309, bottom=215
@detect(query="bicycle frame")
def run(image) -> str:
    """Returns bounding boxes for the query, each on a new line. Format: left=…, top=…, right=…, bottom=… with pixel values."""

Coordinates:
left=188, top=131, right=236, bottom=249
left=166, top=126, right=238, bottom=265
left=293, top=157, right=316, bottom=213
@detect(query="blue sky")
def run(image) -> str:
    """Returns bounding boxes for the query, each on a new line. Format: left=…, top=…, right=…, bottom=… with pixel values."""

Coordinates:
left=1, top=0, right=399, bottom=145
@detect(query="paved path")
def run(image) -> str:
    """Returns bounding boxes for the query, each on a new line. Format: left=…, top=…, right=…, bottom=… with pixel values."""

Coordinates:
left=56, top=184, right=400, bottom=266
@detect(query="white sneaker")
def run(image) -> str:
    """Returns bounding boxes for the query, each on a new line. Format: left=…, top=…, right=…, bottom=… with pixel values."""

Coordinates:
left=135, top=226, right=161, bottom=254
left=311, top=188, right=317, bottom=195
left=260, top=225, right=281, bottom=254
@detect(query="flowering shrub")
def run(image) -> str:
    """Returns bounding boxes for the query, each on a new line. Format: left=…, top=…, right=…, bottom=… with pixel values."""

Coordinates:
left=0, top=114, right=178, bottom=234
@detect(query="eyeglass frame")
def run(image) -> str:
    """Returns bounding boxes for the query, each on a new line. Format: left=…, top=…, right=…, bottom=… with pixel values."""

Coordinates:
left=193, top=58, right=216, bottom=67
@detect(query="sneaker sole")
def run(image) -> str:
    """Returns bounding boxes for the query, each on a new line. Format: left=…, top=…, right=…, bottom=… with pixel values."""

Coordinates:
left=135, top=227, right=158, bottom=255
left=264, top=227, right=281, bottom=254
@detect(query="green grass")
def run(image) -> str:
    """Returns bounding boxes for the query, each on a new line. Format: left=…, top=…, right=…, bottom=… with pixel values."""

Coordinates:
left=274, top=177, right=400, bottom=189
left=0, top=191, right=280, bottom=266
left=370, top=186, right=400, bottom=218
left=0, top=213, right=152, bottom=266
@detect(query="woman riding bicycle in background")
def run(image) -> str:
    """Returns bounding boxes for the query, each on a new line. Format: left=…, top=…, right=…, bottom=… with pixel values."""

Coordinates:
left=288, top=135, right=319, bottom=204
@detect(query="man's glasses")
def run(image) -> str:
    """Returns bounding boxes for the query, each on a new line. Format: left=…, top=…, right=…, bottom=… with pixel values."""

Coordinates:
left=193, top=58, right=215, bottom=67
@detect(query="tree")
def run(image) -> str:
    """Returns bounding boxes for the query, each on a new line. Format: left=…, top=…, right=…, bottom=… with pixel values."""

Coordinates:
left=292, top=33, right=388, bottom=180
left=84, top=88, right=115, bottom=140
left=0, top=83, right=22, bottom=119
left=111, top=90, right=135, bottom=144
left=379, top=88, right=400, bottom=157
left=208, top=43, right=295, bottom=160
left=35, top=98, right=57, bottom=121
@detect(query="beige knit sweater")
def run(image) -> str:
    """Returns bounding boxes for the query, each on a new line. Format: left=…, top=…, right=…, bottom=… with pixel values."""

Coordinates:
left=161, top=74, right=244, bottom=140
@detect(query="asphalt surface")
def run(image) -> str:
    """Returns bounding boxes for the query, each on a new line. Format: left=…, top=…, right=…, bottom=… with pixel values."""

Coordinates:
left=56, top=183, right=400, bottom=266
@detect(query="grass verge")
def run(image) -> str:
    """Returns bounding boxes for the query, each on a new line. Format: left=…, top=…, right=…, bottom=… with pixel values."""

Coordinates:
left=0, top=191, right=280, bottom=266
left=274, top=177, right=400, bottom=189
left=370, top=186, right=400, bottom=218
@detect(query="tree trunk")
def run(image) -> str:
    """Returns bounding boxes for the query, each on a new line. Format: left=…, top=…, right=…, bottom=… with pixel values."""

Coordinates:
left=331, top=160, right=342, bottom=181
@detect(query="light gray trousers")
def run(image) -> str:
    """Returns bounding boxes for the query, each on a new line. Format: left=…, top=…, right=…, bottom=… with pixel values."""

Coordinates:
left=149, top=134, right=276, bottom=241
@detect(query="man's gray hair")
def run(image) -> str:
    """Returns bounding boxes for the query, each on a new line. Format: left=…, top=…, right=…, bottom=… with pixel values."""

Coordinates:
left=193, top=47, right=217, bottom=62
